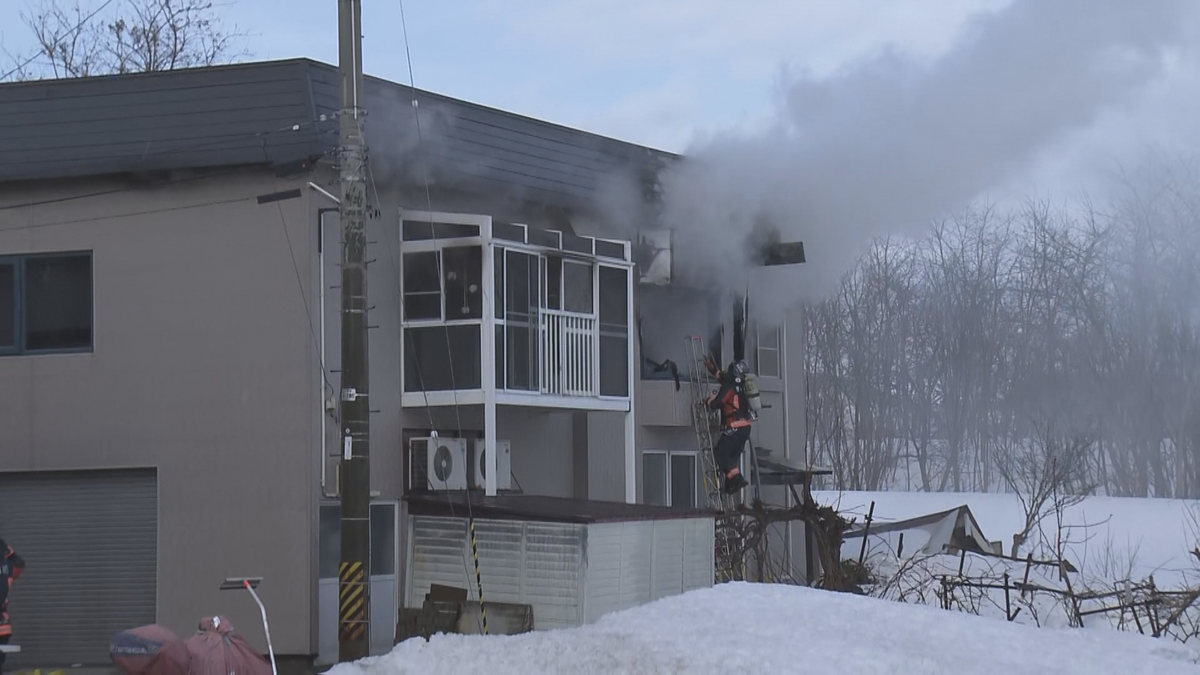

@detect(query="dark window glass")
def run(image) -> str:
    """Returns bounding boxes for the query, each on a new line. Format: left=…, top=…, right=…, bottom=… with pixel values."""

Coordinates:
left=504, top=251, right=539, bottom=391
left=24, top=254, right=92, bottom=351
left=494, top=248, right=504, bottom=319
left=598, top=266, right=629, bottom=396
left=370, top=503, right=397, bottom=575
left=403, top=325, right=482, bottom=391
left=561, top=233, right=592, bottom=255
left=594, top=240, right=626, bottom=260
left=319, top=505, right=340, bottom=579
left=563, top=261, right=593, bottom=313
left=402, top=220, right=479, bottom=241
left=544, top=256, right=562, bottom=310
left=442, top=246, right=482, bottom=319
left=643, top=453, right=667, bottom=506
left=0, top=262, right=14, bottom=350
left=528, top=228, right=560, bottom=249
left=492, top=222, right=525, bottom=243
left=403, top=252, right=441, bottom=320
left=670, top=454, right=697, bottom=509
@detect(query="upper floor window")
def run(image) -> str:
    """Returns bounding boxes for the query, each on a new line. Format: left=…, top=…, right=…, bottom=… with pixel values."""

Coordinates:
left=0, top=251, right=93, bottom=356
left=756, top=323, right=781, bottom=378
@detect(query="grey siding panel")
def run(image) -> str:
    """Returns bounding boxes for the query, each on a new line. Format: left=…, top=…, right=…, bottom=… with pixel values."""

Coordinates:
left=683, top=517, right=716, bottom=591
left=582, top=522, right=623, bottom=623
left=0, top=469, right=157, bottom=667
left=650, top=520, right=685, bottom=600
left=618, top=521, right=654, bottom=609
left=522, top=522, right=583, bottom=629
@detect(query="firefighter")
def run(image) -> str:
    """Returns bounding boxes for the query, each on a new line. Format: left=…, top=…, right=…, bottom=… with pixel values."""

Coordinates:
left=0, top=538, right=24, bottom=673
left=705, top=358, right=753, bottom=494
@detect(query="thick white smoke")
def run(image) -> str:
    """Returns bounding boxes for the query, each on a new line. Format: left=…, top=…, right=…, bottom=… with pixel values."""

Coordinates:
left=658, top=0, right=1196, bottom=312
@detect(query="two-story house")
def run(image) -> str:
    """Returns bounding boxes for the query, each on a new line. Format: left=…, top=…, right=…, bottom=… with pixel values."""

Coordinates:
left=0, top=59, right=808, bottom=669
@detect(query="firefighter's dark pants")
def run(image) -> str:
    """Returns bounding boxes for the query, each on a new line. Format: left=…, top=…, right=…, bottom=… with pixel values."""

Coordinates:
left=714, top=426, right=751, bottom=473
left=0, top=634, right=9, bottom=673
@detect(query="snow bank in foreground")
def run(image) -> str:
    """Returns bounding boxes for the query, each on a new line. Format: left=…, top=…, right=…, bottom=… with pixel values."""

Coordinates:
left=329, top=583, right=1199, bottom=675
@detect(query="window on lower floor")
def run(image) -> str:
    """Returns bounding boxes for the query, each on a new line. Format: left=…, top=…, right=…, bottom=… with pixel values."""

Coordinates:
left=0, top=251, right=93, bottom=356
left=643, top=451, right=700, bottom=509
left=319, top=502, right=398, bottom=578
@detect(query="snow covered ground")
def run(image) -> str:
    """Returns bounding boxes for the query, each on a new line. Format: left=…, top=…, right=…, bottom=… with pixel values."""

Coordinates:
left=330, top=582, right=1200, bottom=675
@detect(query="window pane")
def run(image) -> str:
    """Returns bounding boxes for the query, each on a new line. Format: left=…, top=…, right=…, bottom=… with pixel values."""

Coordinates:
left=599, top=335, right=628, bottom=397
left=403, top=252, right=441, bottom=320
left=670, top=454, right=697, bottom=509
left=24, top=254, right=92, bottom=351
left=319, top=504, right=340, bottom=579
left=494, top=248, right=504, bottom=318
left=598, top=266, right=628, bottom=327
left=563, top=261, right=593, bottom=313
left=403, top=325, right=482, bottom=391
left=370, top=503, right=397, bottom=575
left=544, top=256, right=562, bottom=310
left=495, top=325, right=505, bottom=388
left=0, top=262, right=14, bottom=349
left=760, top=325, right=780, bottom=349
left=758, top=350, right=780, bottom=378
left=442, top=246, right=483, bottom=319
left=643, top=453, right=667, bottom=506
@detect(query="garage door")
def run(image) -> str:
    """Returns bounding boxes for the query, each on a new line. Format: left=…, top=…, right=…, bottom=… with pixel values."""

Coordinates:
left=0, top=469, right=157, bottom=667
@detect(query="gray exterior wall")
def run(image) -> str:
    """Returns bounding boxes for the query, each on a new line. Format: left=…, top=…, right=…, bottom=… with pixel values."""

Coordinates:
left=0, top=169, right=322, bottom=655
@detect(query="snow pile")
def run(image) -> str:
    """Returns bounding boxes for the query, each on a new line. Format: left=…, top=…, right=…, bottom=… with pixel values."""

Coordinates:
left=329, top=583, right=1199, bottom=675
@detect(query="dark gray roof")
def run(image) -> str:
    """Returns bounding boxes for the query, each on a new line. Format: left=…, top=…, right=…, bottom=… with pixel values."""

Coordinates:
left=0, top=58, right=676, bottom=212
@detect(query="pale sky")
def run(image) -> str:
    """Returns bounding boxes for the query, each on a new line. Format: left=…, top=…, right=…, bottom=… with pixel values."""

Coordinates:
left=2, top=0, right=1198, bottom=206
left=1, top=0, right=1011, bottom=153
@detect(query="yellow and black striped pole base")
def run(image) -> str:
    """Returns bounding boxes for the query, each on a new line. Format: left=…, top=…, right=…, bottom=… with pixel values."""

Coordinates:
left=469, top=518, right=489, bottom=635
left=339, top=560, right=368, bottom=644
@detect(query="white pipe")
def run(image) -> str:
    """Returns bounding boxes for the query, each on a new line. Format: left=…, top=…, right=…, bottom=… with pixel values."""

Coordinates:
left=320, top=213, right=327, bottom=496
left=244, top=582, right=278, bottom=675
left=307, top=181, right=341, bottom=204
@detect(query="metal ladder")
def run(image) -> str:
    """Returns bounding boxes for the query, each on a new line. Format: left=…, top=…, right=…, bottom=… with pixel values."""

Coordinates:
left=685, top=335, right=744, bottom=582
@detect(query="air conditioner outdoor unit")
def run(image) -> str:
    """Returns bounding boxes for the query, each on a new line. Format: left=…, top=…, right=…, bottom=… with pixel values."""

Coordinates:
left=411, top=437, right=469, bottom=490
left=470, top=439, right=511, bottom=490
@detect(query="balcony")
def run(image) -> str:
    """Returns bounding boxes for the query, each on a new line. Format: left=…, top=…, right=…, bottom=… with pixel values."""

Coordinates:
left=399, top=209, right=634, bottom=413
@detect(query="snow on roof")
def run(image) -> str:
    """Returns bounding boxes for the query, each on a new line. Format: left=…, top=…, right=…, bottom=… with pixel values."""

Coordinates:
left=329, top=582, right=1199, bottom=674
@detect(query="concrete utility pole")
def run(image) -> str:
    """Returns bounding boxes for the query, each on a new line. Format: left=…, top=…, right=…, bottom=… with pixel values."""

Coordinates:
left=336, top=0, right=371, bottom=662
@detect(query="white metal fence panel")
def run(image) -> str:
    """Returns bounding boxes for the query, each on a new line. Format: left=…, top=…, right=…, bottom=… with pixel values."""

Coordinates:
left=539, top=310, right=597, bottom=397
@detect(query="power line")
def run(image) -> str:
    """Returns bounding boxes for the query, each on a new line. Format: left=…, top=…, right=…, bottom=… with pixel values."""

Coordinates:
left=0, top=0, right=118, bottom=81
left=0, top=194, right=254, bottom=233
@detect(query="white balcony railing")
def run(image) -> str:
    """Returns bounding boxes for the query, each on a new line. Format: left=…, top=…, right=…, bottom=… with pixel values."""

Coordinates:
left=539, top=309, right=597, bottom=397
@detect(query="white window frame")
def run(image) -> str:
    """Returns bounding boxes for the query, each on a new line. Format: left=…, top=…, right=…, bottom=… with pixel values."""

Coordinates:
left=642, top=450, right=700, bottom=508
left=755, top=322, right=782, bottom=379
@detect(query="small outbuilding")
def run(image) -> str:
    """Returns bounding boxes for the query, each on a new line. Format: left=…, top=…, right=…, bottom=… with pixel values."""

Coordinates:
left=403, top=494, right=716, bottom=631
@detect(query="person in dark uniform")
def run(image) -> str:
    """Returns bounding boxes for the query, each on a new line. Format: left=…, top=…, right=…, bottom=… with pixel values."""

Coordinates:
left=705, top=358, right=753, bottom=494
left=0, top=538, right=25, bottom=673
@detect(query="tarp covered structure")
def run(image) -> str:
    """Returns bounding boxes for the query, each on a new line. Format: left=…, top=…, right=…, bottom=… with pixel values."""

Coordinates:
left=111, top=616, right=270, bottom=675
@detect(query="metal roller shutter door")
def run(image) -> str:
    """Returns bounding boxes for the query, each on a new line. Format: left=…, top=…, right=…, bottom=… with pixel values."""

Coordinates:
left=0, top=469, right=157, bottom=667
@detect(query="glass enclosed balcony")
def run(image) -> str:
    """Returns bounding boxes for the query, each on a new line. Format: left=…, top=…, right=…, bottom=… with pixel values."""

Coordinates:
left=399, top=210, right=634, bottom=412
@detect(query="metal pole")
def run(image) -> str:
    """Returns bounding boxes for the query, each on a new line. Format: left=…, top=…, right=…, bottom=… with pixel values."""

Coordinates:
left=337, top=0, right=371, bottom=661
left=244, top=581, right=279, bottom=675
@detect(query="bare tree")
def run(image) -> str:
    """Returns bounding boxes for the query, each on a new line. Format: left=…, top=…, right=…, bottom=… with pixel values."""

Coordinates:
left=6, top=0, right=248, bottom=81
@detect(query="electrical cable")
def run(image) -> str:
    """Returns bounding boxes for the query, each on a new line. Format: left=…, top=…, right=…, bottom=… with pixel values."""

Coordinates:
left=398, top=0, right=488, bottom=635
